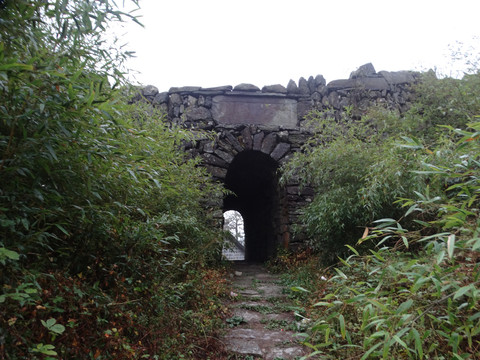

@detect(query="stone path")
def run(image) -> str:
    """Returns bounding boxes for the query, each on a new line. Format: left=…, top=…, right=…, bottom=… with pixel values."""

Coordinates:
left=223, top=263, right=308, bottom=360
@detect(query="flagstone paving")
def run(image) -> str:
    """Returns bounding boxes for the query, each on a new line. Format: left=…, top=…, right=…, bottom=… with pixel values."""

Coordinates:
left=223, top=263, right=308, bottom=360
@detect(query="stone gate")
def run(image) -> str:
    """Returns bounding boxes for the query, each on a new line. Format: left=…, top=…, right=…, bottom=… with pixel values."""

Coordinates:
left=134, top=63, right=420, bottom=262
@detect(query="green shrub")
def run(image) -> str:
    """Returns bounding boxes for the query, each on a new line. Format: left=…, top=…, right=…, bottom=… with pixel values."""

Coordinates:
left=297, top=122, right=480, bottom=359
left=281, top=109, right=423, bottom=263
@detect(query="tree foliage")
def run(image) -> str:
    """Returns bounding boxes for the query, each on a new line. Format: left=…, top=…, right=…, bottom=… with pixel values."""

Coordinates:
left=1, top=1, right=228, bottom=358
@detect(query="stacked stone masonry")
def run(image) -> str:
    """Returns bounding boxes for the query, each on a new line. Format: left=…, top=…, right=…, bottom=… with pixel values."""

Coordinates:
left=134, top=63, right=420, bottom=251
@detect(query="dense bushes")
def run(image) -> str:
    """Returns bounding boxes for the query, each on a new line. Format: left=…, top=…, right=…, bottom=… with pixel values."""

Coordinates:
left=1, top=1, right=228, bottom=358
left=294, top=121, right=480, bottom=359
left=281, top=107, right=423, bottom=263
left=280, top=63, right=480, bottom=357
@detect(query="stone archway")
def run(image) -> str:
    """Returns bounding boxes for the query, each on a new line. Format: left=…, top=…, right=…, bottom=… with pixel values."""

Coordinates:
left=223, top=150, right=285, bottom=262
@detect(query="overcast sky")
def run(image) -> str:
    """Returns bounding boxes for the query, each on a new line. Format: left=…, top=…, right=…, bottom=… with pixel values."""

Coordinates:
left=116, top=0, right=480, bottom=91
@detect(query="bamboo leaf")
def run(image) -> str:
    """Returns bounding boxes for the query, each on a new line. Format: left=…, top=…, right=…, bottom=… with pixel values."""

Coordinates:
left=338, top=314, right=346, bottom=339
left=447, top=234, right=455, bottom=259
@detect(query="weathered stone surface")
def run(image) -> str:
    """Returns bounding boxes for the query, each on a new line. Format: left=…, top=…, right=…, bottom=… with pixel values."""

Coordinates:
left=324, top=91, right=340, bottom=109
left=233, top=83, right=260, bottom=92
left=185, top=95, right=197, bottom=107
left=270, top=143, right=290, bottom=160
left=261, top=133, right=277, bottom=154
left=350, top=62, right=376, bottom=78
left=169, top=86, right=201, bottom=93
left=200, top=85, right=233, bottom=92
left=253, top=132, right=264, bottom=150
left=357, top=77, right=389, bottom=91
left=298, top=77, right=310, bottom=95
left=211, top=96, right=297, bottom=128
left=307, top=76, right=316, bottom=94
left=311, top=91, right=322, bottom=102
left=202, top=153, right=228, bottom=168
left=261, top=84, right=287, bottom=94
left=192, top=90, right=225, bottom=96
left=224, top=131, right=244, bottom=152
left=286, top=79, right=298, bottom=94
left=297, top=99, right=314, bottom=118
left=184, top=106, right=211, bottom=121
left=240, top=126, right=253, bottom=149
left=142, top=85, right=159, bottom=97
left=169, top=93, right=182, bottom=106
left=214, top=149, right=234, bottom=163
left=152, top=91, right=168, bottom=104
left=315, top=74, right=326, bottom=87
left=327, top=78, right=358, bottom=91
left=379, top=70, right=417, bottom=85
left=205, top=165, right=227, bottom=179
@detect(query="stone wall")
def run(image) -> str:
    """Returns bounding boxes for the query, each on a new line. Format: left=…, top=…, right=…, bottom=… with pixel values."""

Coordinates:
left=133, top=63, right=420, bottom=253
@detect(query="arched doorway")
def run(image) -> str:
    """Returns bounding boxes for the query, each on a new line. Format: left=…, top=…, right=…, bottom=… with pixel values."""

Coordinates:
left=223, top=150, right=285, bottom=262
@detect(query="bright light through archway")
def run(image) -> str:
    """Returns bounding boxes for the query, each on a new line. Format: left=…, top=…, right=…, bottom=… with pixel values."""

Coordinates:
left=222, top=210, right=245, bottom=261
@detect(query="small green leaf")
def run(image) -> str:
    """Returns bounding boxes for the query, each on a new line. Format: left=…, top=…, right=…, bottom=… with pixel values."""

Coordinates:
left=291, top=286, right=310, bottom=293
left=396, top=299, right=413, bottom=314
left=447, top=234, right=455, bottom=259
left=454, top=284, right=473, bottom=300
left=334, top=268, right=348, bottom=280
left=339, top=314, right=346, bottom=339
left=55, top=224, right=70, bottom=236
left=0, top=248, right=20, bottom=261
left=411, top=328, right=423, bottom=359
left=345, top=244, right=359, bottom=256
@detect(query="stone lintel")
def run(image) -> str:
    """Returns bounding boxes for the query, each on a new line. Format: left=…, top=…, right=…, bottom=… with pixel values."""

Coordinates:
left=212, top=95, right=298, bottom=128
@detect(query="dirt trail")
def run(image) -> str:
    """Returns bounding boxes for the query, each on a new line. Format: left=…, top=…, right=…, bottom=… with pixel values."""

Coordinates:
left=222, top=263, right=308, bottom=360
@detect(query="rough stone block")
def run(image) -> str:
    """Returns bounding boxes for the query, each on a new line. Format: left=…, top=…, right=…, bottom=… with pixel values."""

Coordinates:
left=350, top=63, right=376, bottom=78
left=327, top=79, right=357, bottom=91
left=240, top=126, right=253, bottom=149
left=205, top=165, right=227, bottom=179
left=169, top=93, right=182, bottom=106
left=200, top=85, right=233, bottom=92
left=379, top=70, right=416, bottom=85
left=261, top=133, right=277, bottom=154
left=315, top=74, right=326, bottom=87
left=270, top=143, right=290, bottom=160
left=253, top=132, right=264, bottom=150
left=357, top=77, right=389, bottom=91
left=224, top=131, right=244, bottom=152
left=169, top=86, right=201, bottom=93
left=202, top=153, right=228, bottom=168
left=261, top=84, right=287, bottom=94
left=185, top=106, right=211, bottom=121
left=233, top=83, right=260, bottom=92
left=286, top=79, right=299, bottom=94
left=152, top=91, right=168, bottom=104
left=214, top=149, right=234, bottom=163
left=142, top=85, right=159, bottom=97
left=298, top=77, right=310, bottom=95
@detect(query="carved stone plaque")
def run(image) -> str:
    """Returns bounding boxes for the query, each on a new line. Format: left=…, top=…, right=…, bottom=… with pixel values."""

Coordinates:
left=211, top=95, right=297, bottom=128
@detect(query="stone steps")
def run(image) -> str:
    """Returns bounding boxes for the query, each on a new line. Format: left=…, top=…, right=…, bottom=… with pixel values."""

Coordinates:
left=223, top=264, right=307, bottom=360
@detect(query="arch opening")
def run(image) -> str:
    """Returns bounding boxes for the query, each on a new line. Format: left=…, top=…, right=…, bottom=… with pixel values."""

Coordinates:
left=223, top=150, right=284, bottom=263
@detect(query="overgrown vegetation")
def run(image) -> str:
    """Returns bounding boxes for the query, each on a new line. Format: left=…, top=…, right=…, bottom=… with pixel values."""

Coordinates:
left=280, top=51, right=480, bottom=358
left=1, top=1, right=229, bottom=358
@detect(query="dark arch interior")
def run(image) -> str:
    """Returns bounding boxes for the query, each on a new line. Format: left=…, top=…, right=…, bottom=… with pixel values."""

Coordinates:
left=223, top=150, right=279, bottom=262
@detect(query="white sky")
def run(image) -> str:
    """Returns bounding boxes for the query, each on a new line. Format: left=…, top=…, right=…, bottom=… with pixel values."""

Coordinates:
left=115, top=0, right=480, bottom=91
